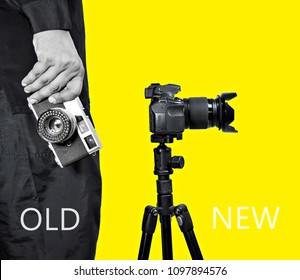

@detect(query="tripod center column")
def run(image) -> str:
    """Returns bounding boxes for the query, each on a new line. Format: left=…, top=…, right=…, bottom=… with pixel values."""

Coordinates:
left=154, top=144, right=174, bottom=214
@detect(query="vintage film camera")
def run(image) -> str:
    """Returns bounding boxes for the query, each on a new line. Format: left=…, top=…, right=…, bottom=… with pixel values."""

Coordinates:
left=28, top=97, right=102, bottom=167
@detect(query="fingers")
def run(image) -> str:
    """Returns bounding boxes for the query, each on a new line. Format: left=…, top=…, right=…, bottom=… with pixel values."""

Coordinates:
left=23, top=58, right=84, bottom=94
left=21, top=61, right=51, bottom=87
left=27, top=71, right=72, bottom=104
left=23, top=66, right=64, bottom=93
left=24, top=58, right=84, bottom=104
left=48, top=76, right=83, bottom=104
left=28, top=75, right=83, bottom=104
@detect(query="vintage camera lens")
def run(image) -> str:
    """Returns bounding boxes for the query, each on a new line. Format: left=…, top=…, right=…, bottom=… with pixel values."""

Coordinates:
left=37, top=108, right=77, bottom=143
left=47, top=117, right=63, bottom=134
left=184, top=93, right=237, bottom=132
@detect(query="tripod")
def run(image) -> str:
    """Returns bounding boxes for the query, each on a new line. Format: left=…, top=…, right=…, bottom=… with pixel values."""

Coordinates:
left=138, top=140, right=203, bottom=260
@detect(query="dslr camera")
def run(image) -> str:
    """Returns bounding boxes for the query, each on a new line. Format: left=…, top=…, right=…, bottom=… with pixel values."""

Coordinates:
left=145, top=83, right=237, bottom=142
left=28, top=97, right=102, bottom=167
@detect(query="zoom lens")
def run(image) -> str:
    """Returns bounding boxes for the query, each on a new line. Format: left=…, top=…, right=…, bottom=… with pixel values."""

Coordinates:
left=184, top=93, right=237, bottom=133
left=37, top=108, right=77, bottom=143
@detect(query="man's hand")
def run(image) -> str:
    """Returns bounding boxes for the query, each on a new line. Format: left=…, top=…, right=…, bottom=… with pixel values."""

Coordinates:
left=22, top=30, right=85, bottom=104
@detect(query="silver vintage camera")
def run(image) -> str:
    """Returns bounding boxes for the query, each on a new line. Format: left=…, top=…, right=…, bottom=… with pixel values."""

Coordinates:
left=28, top=97, right=102, bottom=167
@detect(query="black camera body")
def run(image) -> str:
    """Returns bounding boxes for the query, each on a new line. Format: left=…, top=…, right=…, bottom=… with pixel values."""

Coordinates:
left=145, top=83, right=237, bottom=142
left=28, top=97, right=102, bottom=167
left=149, top=96, right=186, bottom=135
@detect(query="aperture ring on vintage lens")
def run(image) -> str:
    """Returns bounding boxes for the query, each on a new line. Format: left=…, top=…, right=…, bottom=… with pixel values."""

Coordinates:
left=37, top=108, right=77, bottom=143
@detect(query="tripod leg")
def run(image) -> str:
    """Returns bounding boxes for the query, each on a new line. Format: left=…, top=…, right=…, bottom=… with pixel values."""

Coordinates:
left=161, top=215, right=173, bottom=260
left=175, top=204, right=204, bottom=260
left=138, top=206, right=158, bottom=260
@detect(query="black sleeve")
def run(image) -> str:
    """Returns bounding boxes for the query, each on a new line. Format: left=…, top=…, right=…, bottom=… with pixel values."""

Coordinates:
left=5, top=0, right=72, bottom=33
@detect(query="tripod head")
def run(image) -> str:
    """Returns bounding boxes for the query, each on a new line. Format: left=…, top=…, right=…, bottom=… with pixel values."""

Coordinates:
left=154, top=143, right=184, bottom=177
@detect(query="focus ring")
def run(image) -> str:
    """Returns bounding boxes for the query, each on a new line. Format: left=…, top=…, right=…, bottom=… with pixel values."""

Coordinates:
left=185, top=98, right=209, bottom=129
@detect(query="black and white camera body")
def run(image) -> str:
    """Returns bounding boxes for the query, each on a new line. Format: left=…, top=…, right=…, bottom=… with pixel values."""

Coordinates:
left=28, top=97, right=102, bottom=168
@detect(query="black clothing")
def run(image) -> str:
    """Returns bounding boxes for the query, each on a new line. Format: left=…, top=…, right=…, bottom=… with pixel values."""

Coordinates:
left=0, top=1, right=102, bottom=259
left=0, top=0, right=89, bottom=112
left=5, top=0, right=72, bottom=33
left=0, top=92, right=101, bottom=259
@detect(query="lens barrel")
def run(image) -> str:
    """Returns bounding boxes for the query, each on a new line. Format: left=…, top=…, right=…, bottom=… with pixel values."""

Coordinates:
left=184, top=93, right=237, bottom=132
left=184, top=98, right=209, bottom=129
left=37, top=108, right=77, bottom=143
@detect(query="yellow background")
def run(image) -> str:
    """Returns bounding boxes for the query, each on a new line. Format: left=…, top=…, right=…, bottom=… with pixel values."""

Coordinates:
left=83, top=0, right=300, bottom=259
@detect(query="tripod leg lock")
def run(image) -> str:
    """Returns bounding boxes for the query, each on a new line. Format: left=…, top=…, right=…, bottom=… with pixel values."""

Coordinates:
left=175, top=204, right=204, bottom=260
left=174, top=204, right=194, bottom=233
left=142, top=206, right=158, bottom=234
